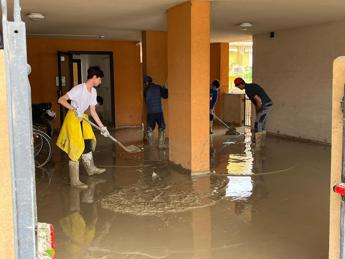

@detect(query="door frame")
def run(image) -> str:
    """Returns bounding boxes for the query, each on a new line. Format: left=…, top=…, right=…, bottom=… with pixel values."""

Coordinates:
left=57, top=51, right=74, bottom=125
left=57, top=50, right=116, bottom=127
left=72, top=59, right=82, bottom=85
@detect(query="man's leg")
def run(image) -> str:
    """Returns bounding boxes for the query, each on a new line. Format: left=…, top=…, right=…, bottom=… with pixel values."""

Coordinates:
left=146, top=113, right=155, bottom=145
left=157, top=113, right=167, bottom=149
left=69, top=159, right=88, bottom=189
left=255, top=106, right=271, bottom=149
left=80, top=123, right=106, bottom=175
left=69, top=122, right=89, bottom=188
left=261, top=105, right=272, bottom=130
left=210, top=113, right=214, bottom=134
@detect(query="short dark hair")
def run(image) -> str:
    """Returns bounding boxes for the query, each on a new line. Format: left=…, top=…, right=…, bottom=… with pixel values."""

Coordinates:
left=143, top=75, right=153, bottom=83
left=212, top=79, right=220, bottom=88
left=87, top=66, right=104, bottom=79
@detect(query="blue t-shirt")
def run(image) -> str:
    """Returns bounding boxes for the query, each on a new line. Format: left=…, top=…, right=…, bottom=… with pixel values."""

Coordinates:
left=210, top=87, right=219, bottom=113
left=144, top=83, right=168, bottom=114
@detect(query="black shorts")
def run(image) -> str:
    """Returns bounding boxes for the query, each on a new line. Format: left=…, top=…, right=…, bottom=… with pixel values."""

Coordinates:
left=147, top=112, right=165, bottom=131
left=80, top=122, right=93, bottom=154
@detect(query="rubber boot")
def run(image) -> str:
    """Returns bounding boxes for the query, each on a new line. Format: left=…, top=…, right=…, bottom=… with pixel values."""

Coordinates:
left=158, top=130, right=167, bottom=149
left=146, top=130, right=154, bottom=146
left=81, top=152, right=106, bottom=175
left=255, top=132, right=263, bottom=151
left=69, top=160, right=88, bottom=189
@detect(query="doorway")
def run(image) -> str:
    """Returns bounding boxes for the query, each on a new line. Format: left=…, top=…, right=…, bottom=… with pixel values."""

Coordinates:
left=57, top=51, right=115, bottom=127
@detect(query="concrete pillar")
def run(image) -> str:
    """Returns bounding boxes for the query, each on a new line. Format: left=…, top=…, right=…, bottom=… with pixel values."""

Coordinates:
left=142, top=31, right=169, bottom=133
left=329, top=56, right=345, bottom=258
left=167, top=1, right=210, bottom=173
left=210, top=43, right=229, bottom=119
left=0, top=50, right=15, bottom=258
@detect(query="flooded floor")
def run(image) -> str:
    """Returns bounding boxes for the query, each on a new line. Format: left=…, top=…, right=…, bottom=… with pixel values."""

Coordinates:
left=36, top=127, right=330, bottom=259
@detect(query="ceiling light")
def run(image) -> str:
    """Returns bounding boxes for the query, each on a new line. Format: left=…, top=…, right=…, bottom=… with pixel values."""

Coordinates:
left=27, top=13, right=45, bottom=21
left=239, top=22, right=253, bottom=31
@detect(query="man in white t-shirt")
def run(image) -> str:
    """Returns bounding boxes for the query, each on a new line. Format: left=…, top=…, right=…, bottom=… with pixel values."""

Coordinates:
left=57, top=66, right=110, bottom=189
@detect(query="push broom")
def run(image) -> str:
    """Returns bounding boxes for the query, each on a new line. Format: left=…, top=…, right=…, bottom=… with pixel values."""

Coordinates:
left=83, top=117, right=142, bottom=153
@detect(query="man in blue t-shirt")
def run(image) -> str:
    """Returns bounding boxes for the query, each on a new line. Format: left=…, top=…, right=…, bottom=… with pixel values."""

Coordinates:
left=234, top=77, right=272, bottom=149
left=210, top=80, right=220, bottom=134
left=143, top=76, right=168, bottom=148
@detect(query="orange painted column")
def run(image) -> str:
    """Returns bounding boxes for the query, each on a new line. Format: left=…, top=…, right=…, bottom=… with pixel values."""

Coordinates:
left=167, top=1, right=210, bottom=173
left=142, top=31, right=169, bottom=133
left=210, top=43, right=229, bottom=119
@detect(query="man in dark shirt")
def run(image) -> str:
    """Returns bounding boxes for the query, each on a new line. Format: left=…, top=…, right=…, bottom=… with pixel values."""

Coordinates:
left=143, top=75, right=168, bottom=148
left=210, top=79, right=220, bottom=134
left=234, top=77, right=272, bottom=148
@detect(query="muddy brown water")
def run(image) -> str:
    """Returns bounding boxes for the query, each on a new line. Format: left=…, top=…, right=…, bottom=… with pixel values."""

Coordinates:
left=36, top=127, right=330, bottom=259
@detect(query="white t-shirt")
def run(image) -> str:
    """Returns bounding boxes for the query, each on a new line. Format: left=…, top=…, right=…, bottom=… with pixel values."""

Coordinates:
left=67, top=83, right=97, bottom=113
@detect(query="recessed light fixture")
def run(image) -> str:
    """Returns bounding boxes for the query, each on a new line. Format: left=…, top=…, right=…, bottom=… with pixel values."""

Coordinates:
left=27, top=12, right=45, bottom=21
left=239, top=22, right=253, bottom=31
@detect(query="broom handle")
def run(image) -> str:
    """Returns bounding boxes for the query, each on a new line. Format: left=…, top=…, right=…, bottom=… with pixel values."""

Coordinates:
left=82, top=117, right=125, bottom=148
left=214, top=114, right=231, bottom=129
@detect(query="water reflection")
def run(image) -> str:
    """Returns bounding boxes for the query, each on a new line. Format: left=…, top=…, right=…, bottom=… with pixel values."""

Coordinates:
left=226, top=176, right=253, bottom=200
left=222, top=127, right=254, bottom=200
left=226, top=127, right=254, bottom=175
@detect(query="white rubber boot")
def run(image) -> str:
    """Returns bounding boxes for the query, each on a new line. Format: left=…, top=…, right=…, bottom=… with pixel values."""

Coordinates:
left=69, top=160, right=88, bottom=189
left=146, top=130, right=154, bottom=145
left=81, top=152, right=106, bottom=175
left=158, top=130, right=167, bottom=149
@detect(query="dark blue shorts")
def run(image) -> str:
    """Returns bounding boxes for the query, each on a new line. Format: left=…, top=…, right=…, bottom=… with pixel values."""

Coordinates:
left=147, top=112, right=165, bottom=131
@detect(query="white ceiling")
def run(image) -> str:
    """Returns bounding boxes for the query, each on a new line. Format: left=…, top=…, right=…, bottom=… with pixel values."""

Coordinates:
left=4, top=0, right=345, bottom=42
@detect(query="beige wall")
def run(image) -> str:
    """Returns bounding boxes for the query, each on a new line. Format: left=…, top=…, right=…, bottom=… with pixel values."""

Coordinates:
left=27, top=37, right=142, bottom=128
left=253, top=20, right=345, bottom=143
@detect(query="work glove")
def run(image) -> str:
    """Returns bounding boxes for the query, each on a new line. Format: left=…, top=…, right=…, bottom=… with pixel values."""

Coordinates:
left=74, top=107, right=84, bottom=119
left=100, top=126, right=110, bottom=138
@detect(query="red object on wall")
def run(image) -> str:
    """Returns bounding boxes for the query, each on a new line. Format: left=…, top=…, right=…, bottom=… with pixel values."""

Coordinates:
left=333, top=183, right=345, bottom=196
left=50, top=224, right=55, bottom=259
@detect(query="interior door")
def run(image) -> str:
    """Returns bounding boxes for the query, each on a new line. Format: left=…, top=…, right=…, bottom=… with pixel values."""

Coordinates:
left=57, top=51, right=73, bottom=125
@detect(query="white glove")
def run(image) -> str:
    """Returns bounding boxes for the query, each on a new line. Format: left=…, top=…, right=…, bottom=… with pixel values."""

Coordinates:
left=100, top=126, right=110, bottom=137
left=74, top=107, right=83, bottom=119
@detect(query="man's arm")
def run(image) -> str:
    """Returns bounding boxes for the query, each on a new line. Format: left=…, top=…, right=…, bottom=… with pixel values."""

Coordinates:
left=253, top=95, right=262, bottom=111
left=58, top=94, right=75, bottom=111
left=161, top=86, right=168, bottom=99
left=89, top=106, right=105, bottom=128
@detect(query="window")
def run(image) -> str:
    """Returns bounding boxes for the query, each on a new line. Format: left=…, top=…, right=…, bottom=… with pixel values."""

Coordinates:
left=229, top=42, right=253, bottom=93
